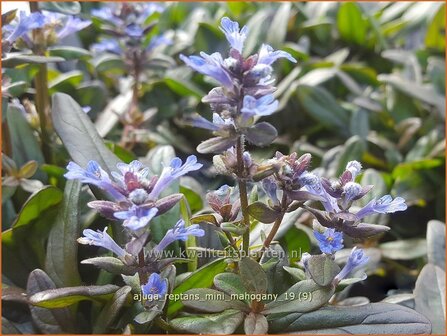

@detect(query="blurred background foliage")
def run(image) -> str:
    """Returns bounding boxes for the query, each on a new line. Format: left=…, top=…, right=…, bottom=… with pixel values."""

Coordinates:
left=1, top=1, right=445, bottom=334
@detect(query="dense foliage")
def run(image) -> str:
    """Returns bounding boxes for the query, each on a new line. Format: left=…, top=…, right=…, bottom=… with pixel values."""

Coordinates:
left=2, top=2, right=445, bottom=334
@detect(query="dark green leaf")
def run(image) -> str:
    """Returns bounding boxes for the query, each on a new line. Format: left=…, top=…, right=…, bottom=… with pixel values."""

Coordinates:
left=2, top=55, right=64, bottom=67
left=93, top=286, right=132, bottom=333
left=26, top=269, right=75, bottom=333
left=48, top=46, right=91, bottom=60
left=167, top=258, right=226, bottom=317
left=170, top=309, right=244, bottom=334
left=247, top=202, right=280, bottom=224
left=244, top=122, right=277, bottom=147
left=244, top=312, right=268, bottom=335
left=29, top=285, right=120, bottom=308
left=52, top=93, right=121, bottom=175
left=269, top=302, right=431, bottom=333
left=214, top=273, right=247, bottom=298
left=427, top=220, right=445, bottom=270
left=239, top=257, right=268, bottom=295
left=45, top=180, right=82, bottom=287
left=182, top=288, right=248, bottom=313
left=307, top=255, right=340, bottom=287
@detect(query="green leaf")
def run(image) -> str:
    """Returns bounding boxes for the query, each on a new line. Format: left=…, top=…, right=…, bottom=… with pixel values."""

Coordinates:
left=296, top=84, right=350, bottom=136
left=6, top=104, right=46, bottom=180
left=93, top=286, right=132, bottom=333
left=260, top=244, right=290, bottom=295
left=45, top=180, right=82, bottom=287
left=379, top=239, right=427, bottom=260
left=26, top=269, right=75, bottom=333
left=266, top=2, right=291, bottom=46
left=263, top=280, right=334, bottom=314
left=39, top=2, right=81, bottom=15
left=164, top=77, right=204, bottom=98
left=245, top=122, right=278, bottom=147
left=93, top=54, right=125, bottom=73
left=134, top=310, right=160, bottom=325
left=247, top=202, right=280, bottom=224
left=244, top=312, right=268, bottom=335
left=283, top=266, right=306, bottom=282
left=427, top=220, right=445, bottom=270
left=170, top=309, right=244, bottom=334
left=81, top=257, right=135, bottom=275
left=269, top=302, right=431, bottom=333
left=281, top=227, right=311, bottom=264
left=182, top=288, right=248, bottom=313
left=2, top=55, right=65, bottom=67
left=239, top=257, right=268, bottom=295
left=167, top=258, right=226, bottom=317
left=306, top=255, right=340, bottom=287
left=414, top=264, right=446, bottom=334
left=52, top=92, right=121, bottom=175
left=214, top=273, right=247, bottom=298
left=49, top=71, right=84, bottom=94
left=12, top=186, right=63, bottom=229
left=425, top=4, right=445, bottom=51
left=48, top=46, right=91, bottom=60
left=337, top=2, right=368, bottom=45
left=29, top=285, right=120, bottom=308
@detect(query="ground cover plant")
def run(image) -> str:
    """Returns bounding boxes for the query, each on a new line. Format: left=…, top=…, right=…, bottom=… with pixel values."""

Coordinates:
left=1, top=1, right=445, bottom=334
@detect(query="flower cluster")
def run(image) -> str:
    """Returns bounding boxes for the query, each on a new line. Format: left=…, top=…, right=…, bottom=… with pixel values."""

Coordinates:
left=182, top=17, right=296, bottom=153
left=261, top=152, right=407, bottom=239
left=65, top=156, right=202, bottom=231
left=2, top=10, right=91, bottom=53
left=90, top=3, right=170, bottom=68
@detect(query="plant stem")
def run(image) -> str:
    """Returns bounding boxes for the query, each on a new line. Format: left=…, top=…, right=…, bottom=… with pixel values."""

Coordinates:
left=261, top=193, right=288, bottom=253
left=236, top=135, right=250, bottom=256
left=29, top=2, right=52, bottom=163
left=138, top=249, right=147, bottom=285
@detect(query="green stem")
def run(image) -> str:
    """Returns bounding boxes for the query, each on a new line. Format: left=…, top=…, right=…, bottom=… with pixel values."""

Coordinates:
left=236, top=136, right=250, bottom=256
left=138, top=249, right=147, bottom=285
left=261, top=193, right=288, bottom=253
left=30, top=2, right=52, bottom=163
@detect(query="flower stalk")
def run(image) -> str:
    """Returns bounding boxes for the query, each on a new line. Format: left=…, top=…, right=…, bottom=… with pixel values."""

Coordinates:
left=236, top=135, right=250, bottom=255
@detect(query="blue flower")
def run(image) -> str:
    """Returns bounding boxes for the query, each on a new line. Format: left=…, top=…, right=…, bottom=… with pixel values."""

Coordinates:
left=345, top=161, right=362, bottom=180
left=356, top=195, right=407, bottom=219
left=342, top=182, right=363, bottom=202
left=219, top=17, right=248, bottom=53
left=314, top=228, right=344, bottom=254
left=114, top=206, right=158, bottom=231
left=64, top=161, right=126, bottom=201
left=148, top=155, right=202, bottom=199
left=180, top=52, right=233, bottom=88
left=300, top=171, right=340, bottom=212
left=141, top=273, right=167, bottom=300
left=154, top=219, right=205, bottom=252
left=91, top=6, right=122, bottom=25
left=125, top=24, right=144, bottom=38
left=257, top=44, right=296, bottom=65
left=91, top=38, right=122, bottom=54
left=262, top=177, right=280, bottom=205
left=56, top=15, right=91, bottom=40
left=4, top=11, right=46, bottom=44
left=77, top=227, right=126, bottom=258
left=241, top=94, right=279, bottom=117
left=334, top=247, right=369, bottom=283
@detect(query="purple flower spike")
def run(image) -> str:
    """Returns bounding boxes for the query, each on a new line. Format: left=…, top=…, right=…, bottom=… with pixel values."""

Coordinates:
left=141, top=273, right=167, bottom=300
left=314, top=228, right=344, bottom=254
left=219, top=17, right=248, bottom=53
left=154, top=219, right=205, bottom=252
left=78, top=227, right=126, bottom=258
left=334, top=247, right=369, bottom=283
left=356, top=195, right=407, bottom=219
left=148, top=155, right=202, bottom=199
left=257, top=44, right=296, bottom=65
left=114, top=206, right=158, bottom=231
left=180, top=52, right=234, bottom=88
